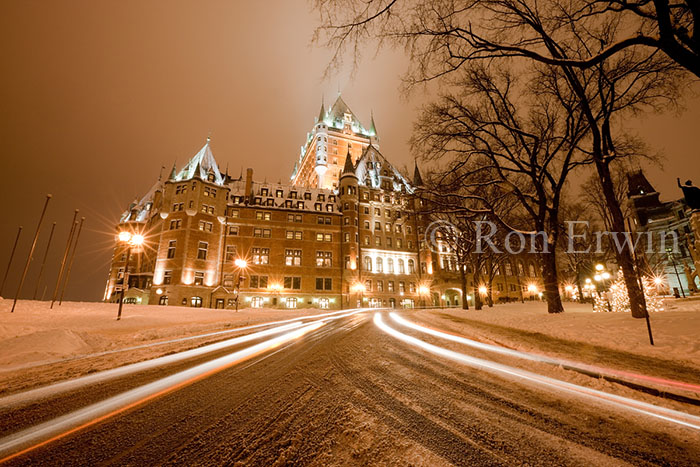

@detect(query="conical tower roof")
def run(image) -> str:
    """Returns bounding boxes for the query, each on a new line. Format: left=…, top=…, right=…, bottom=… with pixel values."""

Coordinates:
left=341, top=150, right=355, bottom=177
left=174, top=138, right=225, bottom=185
left=413, top=161, right=424, bottom=187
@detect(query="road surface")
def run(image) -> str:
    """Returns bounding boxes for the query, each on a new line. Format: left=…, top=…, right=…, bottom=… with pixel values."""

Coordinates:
left=1, top=310, right=698, bottom=466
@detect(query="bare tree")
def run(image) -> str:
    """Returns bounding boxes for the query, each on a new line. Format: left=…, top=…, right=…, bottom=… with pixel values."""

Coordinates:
left=413, top=64, right=590, bottom=313
left=315, top=0, right=686, bottom=318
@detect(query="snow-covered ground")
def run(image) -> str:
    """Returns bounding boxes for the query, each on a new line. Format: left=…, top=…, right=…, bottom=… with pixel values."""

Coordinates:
left=0, top=299, right=324, bottom=373
left=411, top=299, right=700, bottom=373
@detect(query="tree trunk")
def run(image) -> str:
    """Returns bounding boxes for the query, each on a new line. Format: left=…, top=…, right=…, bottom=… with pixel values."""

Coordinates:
left=541, top=251, right=565, bottom=313
left=594, top=159, right=648, bottom=318
left=459, top=263, right=469, bottom=310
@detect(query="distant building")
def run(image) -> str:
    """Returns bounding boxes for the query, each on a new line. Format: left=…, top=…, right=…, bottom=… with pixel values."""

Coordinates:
left=626, top=170, right=697, bottom=295
left=105, top=96, right=539, bottom=309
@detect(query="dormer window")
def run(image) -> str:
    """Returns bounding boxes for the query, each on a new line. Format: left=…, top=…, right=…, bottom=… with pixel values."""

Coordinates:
left=276, top=189, right=284, bottom=197
left=207, top=173, right=215, bottom=182
left=304, top=192, right=311, bottom=200
left=290, top=191, right=298, bottom=199
left=261, top=188, right=269, bottom=197
left=344, top=112, right=352, bottom=123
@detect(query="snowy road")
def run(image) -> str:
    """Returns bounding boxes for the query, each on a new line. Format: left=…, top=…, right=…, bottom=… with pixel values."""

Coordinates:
left=1, top=310, right=699, bottom=466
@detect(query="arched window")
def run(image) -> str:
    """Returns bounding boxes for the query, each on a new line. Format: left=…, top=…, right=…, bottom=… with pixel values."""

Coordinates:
left=364, top=256, right=372, bottom=272
left=398, top=259, right=405, bottom=274
left=191, top=296, right=203, bottom=308
left=529, top=263, right=536, bottom=277
left=376, top=257, right=383, bottom=273
left=518, top=261, right=525, bottom=276
left=408, top=259, right=415, bottom=274
left=387, top=258, right=394, bottom=274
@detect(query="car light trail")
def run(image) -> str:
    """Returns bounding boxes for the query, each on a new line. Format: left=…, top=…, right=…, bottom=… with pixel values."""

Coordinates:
left=1, top=308, right=371, bottom=409
left=389, top=313, right=700, bottom=394
left=0, top=321, right=325, bottom=462
left=374, top=313, right=700, bottom=432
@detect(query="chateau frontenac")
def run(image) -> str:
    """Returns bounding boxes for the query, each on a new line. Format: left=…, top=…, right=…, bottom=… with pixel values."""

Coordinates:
left=105, top=96, right=540, bottom=309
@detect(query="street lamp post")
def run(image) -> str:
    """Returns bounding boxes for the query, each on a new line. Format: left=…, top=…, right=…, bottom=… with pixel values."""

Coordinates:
left=666, top=249, right=686, bottom=298
left=116, top=231, right=144, bottom=321
left=233, top=258, right=247, bottom=312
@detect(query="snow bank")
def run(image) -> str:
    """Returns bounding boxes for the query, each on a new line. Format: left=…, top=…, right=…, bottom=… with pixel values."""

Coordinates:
left=413, top=299, right=700, bottom=371
left=0, top=300, right=322, bottom=372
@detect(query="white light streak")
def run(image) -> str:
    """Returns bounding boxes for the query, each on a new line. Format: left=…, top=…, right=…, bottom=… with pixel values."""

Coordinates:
left=2, top=308, right=370, bottom=408
left=0, top=322, right=325, bottom=459
left=374, top=313, right=700, bottom=431
left=388, top=313, right=700, bottom=394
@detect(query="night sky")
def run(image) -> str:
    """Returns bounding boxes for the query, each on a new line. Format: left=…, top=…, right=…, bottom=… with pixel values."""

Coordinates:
left=1, top=0, right=698, bottom=301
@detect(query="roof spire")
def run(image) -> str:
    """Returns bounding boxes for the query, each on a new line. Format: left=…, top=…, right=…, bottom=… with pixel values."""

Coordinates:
left=370, top=111, right=378, bottom=137
left=169, top=162, right=177, bottom=181
left=317, top=97, right=325, bottom=123
left=413, top=160, right=424, bottom=187
left=342, top=149, right=355, bottom=176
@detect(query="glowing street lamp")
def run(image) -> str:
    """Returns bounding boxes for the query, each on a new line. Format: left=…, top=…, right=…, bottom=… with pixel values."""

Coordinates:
left=351, top=282, right=366, bottom=307
left=595, top=263, right=605, bottom=272
left=418, top=284, right=430, bottom=308
left=116, top=230, right=145, bottom=321
left=233, top=258, right=248, bottom=312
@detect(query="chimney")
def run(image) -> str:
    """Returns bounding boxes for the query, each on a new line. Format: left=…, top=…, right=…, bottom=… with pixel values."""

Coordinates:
left=245, top=168, right=254, bottom=202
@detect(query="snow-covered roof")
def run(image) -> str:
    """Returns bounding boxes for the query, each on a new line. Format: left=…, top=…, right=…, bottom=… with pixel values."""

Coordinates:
left=354, top=144, right=413, bottom=193
left=173, top=139, right=225, bottom=185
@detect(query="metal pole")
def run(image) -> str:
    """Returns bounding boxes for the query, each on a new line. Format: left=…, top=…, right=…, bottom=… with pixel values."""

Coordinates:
left=51, top=210, right=79, bottom=309
left=668, top=252, right=686, bottom=298
left=33, top=222, right=56, bottom=300
left=235, top=270, right=242, bottom=312
left=59, top=217, right=85, bottom=305
left=117, top=244, right=131, bottom=321
left=11, top=195, right=52, bottom=313
left=0, top=226, right=22, bottom=297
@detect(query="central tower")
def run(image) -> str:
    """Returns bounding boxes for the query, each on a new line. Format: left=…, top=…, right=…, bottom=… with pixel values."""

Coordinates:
left=290, top=94, right=378, bottom=190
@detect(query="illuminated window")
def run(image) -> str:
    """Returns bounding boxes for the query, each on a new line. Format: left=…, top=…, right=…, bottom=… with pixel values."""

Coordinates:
left=194, top=272, right=204, bottom=286
left=387, top=281, right=394, bottom=292
left=256, top=211, right=271, bottom=221
left=408, top=259, right=415, bottom=274
left=398, top=259, right=405, bottom=274
left=286, top=297, right=298, bottom=308
left=252, top=248, right=269, bottom=265
left=191, top=296, right=203, bottom=307
left=364, top=256, right=372, bottom=272
left=285, top=249, right=302, bottom=266
left=376, top=257, right=383, bottom=273
left=228, top=225, right=239, bottom=235
left=316, top=251, right=332, bottom=267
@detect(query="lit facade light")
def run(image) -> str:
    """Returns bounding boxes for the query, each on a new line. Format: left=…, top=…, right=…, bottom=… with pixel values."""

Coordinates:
left=653, top=276, right=664, bottom=286
left=131, top=234, right=145, bottom=246
left=595, top=263, right=604, bottom=271
left=156, top=288, right=163, bottom=295
left=418, top=285, right=430, bottom=295
left=234, top=258, right=248, bottom=268
left=269, top=283, right=283, bottom=292
left=527, top=284, right=538, bottom=293
left=594, top=274, right=602, bottom=282
left=118, top=231, right=131, bottom=242
left=564, top=285, right=574, bottom=292
left=351, top=282, right=366, bottom=293
left=478, top=286, right=488, bottom=295
left=602, top=272, right=611, bottom=280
